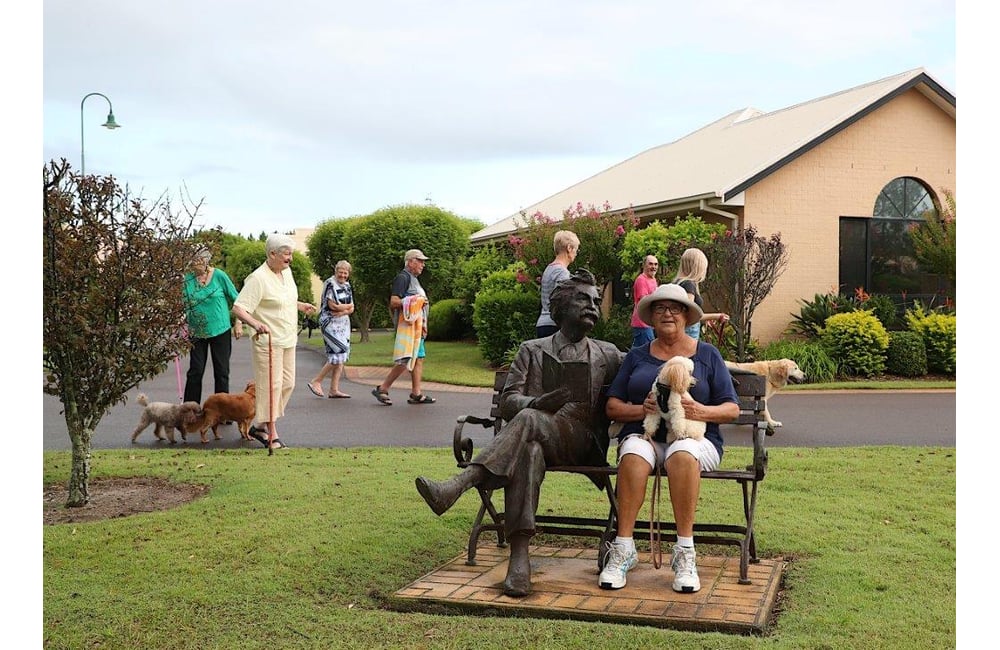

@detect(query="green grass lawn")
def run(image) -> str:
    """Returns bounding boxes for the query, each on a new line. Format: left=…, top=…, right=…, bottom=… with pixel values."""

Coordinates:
left=303, top=330, right=957, bottom=391
left=43, top=446, right=955, bottom=648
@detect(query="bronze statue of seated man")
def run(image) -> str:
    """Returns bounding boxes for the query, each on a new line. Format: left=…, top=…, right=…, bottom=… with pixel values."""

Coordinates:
left=415, top=269, right=623, bottom=597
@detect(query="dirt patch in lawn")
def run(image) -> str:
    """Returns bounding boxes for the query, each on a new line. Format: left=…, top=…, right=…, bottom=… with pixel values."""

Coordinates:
left=43, top=476, right=208, bottom=525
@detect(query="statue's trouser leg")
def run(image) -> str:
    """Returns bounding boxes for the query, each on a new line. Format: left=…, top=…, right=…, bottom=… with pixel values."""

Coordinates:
left=502, top=441, right=545, bottom=597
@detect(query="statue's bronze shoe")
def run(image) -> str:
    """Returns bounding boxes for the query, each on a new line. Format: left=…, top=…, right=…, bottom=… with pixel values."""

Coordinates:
left=415, top=476, right=461, bottom=516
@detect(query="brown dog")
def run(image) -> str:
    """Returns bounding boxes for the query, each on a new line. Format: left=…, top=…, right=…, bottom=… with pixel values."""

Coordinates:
left=191, top=381, right=257, bottom=443
left=131, top=394, right=203, bottom=444
left=724, top=359, right=805, bottom=428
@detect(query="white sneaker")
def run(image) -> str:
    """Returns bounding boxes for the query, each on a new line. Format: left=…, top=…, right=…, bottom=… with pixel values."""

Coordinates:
left=598, top=541, right=638, bottom=590
left=671, top=545, right=701, bottom=593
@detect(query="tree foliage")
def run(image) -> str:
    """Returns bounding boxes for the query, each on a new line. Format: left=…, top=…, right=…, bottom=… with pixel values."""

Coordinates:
left=43, top=160, right=201, bottom=506
left=909, top=189, right=956, bottom=283
left=702, top=226, right=790, bottom=361
left=335, top=204, right=470, bottom=340
left=225, top=239, right=314, bottom=305
left=509, top=202, right=638, bottom=291
left=618, top=215, right=726, bottom=282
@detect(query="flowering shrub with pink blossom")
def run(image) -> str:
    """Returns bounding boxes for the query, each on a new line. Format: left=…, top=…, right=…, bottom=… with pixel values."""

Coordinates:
left=509, top=201, right=638, bottom=291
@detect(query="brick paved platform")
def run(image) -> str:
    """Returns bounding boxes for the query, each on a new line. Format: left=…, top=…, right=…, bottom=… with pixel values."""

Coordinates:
left=392, top=542, right=785, bottom=634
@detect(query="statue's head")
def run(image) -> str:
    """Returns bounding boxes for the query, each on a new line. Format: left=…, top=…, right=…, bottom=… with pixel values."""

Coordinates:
left=550, top=269, right=600, bottom=338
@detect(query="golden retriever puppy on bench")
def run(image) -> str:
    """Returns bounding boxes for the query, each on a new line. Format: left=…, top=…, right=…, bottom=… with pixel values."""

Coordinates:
left=724, top=359, right=806, bottom=428
left=643, top=355, right=706, bottom=444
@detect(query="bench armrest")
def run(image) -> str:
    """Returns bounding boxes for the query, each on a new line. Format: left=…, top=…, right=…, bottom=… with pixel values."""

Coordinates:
left=453, top=415, right=496, bottom=464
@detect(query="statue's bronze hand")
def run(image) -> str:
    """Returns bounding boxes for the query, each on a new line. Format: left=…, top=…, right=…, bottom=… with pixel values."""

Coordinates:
left=531, top=387, right=573, bottom=413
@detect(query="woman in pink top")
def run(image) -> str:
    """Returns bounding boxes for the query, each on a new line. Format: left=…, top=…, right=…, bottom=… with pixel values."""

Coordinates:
left=629, top=255, right=660, bottom=348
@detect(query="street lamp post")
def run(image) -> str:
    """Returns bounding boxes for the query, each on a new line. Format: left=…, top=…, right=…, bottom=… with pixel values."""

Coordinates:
left=80, top=92, right=121, bottom=175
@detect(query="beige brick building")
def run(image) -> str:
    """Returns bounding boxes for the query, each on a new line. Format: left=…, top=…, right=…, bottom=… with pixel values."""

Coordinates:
left=471, top=68, right=956, bottom=344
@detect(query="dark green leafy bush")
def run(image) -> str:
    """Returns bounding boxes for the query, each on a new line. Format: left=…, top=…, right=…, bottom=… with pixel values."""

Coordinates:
left=885, top=331, right=928, bottom=377
left=820, top=311, right=889, bottom=377
left=787, top=292, right=856, bottom=339
left=426, top=298, right=465, bottom=341
left=905, top=307, right=956, bottom=375
left=861, top=294, right=901, bottom=330
left=590, top=304, right=632, bottom=352
left=473, top=290, right=539, bottom=367
left=757, top=339, right=837, bottom=383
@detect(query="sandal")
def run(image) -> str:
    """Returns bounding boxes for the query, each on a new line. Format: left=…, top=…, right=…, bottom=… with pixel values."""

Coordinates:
left=371, top=387, right=392, bottom=405
left=247, top=426, right=269, bottom=447
left=408, top=393, right=436, bottom=404
left=307, top=383, right=324, bottom=398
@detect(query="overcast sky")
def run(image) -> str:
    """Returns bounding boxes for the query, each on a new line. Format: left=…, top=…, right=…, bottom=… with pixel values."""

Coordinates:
left=37, top=0, right=956, bottom=238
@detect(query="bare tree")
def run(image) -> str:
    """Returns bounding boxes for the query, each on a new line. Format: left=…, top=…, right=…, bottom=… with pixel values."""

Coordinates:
left=702, top=226, right=789, bottom=361
left=43, top=160, right=202, bottom=506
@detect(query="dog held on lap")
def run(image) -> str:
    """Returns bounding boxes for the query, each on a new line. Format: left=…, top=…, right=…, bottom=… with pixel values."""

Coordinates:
left=643, top=355, right=705, bottom=443
left=191, top=381, right=257, bottom=443
left=130, top=394, right=203, bottom=444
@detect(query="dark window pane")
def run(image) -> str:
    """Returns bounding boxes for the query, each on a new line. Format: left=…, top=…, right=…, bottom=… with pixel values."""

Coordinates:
left=839, top=218, right=868, bottom=294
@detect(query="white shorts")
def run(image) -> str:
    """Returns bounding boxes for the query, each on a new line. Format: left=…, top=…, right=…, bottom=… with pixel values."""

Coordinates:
left=617, top=434, right=721, bottom=472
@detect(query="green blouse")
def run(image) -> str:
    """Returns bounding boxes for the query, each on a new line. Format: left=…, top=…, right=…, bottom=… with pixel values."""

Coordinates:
left=183, top=268, right=239, bottom=339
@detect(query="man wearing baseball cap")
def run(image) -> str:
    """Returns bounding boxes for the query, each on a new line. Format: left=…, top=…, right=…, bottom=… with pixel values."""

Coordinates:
left=371, top=249, right=436, bottom=405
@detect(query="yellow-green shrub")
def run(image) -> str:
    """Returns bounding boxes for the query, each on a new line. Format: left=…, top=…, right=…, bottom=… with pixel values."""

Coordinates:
left=905, top=309, right=956, bottom=375
left=820, top=311, right=889, bottom=377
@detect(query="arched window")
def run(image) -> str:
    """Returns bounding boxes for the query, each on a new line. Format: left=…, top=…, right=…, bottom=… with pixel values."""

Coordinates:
left=873, top=177, right=938, bottom=220
left=839, top=177, right=951, bottom=313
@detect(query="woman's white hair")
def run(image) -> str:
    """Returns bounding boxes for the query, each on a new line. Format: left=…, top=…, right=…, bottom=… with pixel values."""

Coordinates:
left=193, top=246, right=212, bottom=263
left=265, top=233, right=296, bottom=255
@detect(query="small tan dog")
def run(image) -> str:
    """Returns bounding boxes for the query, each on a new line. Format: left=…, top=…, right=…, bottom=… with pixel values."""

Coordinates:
left=724, top=359, right=806, bottom=427
left=643, top=355, right=705, bottom=444
left=130, top=394, right=203, bottom=444
left=190, top=381, right=257, bottom=443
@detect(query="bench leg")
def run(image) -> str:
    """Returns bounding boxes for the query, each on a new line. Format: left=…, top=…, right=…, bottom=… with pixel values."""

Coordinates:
left=467, top=487, right=505, bottom=566
left=598, top=474, right=619, bottom=571
left=738, top=479, right=761, bottom=584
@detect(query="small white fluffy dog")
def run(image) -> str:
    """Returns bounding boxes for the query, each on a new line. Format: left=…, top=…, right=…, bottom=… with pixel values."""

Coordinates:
left=130, top=394, right=202, bottom=444
left=643, top=356, right=706, bottom=444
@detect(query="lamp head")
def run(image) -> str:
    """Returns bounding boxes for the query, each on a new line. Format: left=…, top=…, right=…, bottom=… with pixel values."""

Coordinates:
left=102, top=112, right=121, bottom=129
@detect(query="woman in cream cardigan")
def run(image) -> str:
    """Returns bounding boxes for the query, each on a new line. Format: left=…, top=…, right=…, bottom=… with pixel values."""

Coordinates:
left=232, top=233, right=317, bottom=451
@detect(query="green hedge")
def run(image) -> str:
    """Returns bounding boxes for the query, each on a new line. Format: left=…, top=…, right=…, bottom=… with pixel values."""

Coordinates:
left=473, top=290, right=539, bottom=367
left=885, top=331, right=928, bottom=377
left=426, top=298, right=465, bottom=341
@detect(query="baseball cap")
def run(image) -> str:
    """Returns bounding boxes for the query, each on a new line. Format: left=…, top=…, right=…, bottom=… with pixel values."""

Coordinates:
left=404, top=249, right=430, bottom=262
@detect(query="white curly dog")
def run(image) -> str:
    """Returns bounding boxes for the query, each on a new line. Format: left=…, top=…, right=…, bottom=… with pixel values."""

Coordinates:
left=642, top=355, right=706, bottom=444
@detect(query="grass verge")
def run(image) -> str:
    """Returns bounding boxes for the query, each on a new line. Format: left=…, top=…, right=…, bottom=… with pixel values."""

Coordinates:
left=44, top=446, right=955, bottom=649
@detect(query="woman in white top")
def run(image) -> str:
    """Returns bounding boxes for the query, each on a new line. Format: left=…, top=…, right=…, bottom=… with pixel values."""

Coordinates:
left=535, top=230, right=579, bottom=338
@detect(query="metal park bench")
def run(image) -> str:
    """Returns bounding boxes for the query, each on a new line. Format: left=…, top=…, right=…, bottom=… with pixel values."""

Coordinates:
left=450, top=368, right=771, bottom=584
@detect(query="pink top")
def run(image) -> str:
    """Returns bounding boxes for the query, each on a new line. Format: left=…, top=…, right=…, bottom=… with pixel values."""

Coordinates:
left=630, top=274, right=658, bottom=327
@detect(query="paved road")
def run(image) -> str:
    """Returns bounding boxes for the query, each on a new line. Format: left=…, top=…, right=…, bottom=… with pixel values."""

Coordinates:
left=43, top=336, right=955, bottom=452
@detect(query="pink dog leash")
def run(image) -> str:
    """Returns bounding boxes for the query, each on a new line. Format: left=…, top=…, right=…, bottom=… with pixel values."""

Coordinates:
left=174, top=356, right=183, bottom=402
